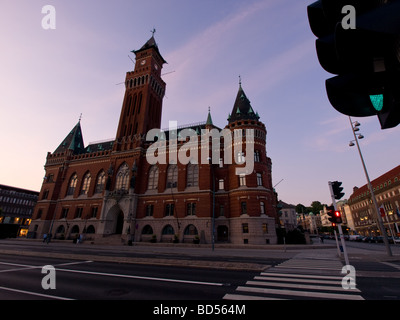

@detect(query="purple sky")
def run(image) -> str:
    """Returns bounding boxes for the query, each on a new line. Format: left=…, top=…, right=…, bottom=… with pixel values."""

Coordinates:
left=1, top=0, right=400, bottom=207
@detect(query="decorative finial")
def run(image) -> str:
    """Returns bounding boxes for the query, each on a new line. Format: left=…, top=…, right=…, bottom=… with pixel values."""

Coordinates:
left=208, top=106, right=211, bottom=113
left=79, top=113, right=82, bottom=122
left=239, top=75, right=242, bottom=86
left=151, top=28, right=156, bottom=37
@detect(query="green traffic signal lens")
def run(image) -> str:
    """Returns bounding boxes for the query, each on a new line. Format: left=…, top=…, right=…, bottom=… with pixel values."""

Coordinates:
left=369, top=94, right=384, bottom=112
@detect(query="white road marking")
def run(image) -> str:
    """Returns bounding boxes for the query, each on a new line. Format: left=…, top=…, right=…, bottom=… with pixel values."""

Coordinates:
left=236, top=286, right=364, bottom=300
left=54, top=267, right=225, bottom=286
left=246, top=280, right=361, bottom=292
left=0, top=260, right=93, bottom=273
left=261, top=272, right=343, bottom=280
left=0, top=286, right=74, bottom=300
left=223, top=293, right=287, bottom=300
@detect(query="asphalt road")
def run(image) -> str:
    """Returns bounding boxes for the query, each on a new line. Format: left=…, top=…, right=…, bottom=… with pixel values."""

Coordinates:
left=0, top=254, right=256, bottom=300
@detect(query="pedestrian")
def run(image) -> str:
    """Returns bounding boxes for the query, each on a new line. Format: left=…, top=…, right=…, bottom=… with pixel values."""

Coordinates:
left=43, top=233, right=47, bottom=243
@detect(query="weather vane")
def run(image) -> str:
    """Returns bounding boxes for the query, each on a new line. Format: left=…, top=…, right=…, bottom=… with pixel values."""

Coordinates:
left=151, top=28, right=156, bottom=36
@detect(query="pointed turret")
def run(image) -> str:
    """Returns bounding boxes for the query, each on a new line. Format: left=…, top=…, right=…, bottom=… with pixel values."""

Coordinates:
left=206, top=107, right=213, bottom=126
left=54, top=121, right=85, bottom=155
left=132, top=32, right=167, bottom=65
left=228, top=82, right=259, bottom=123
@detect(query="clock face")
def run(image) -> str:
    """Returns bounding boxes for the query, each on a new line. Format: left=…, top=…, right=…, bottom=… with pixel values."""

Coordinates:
left=140, top=60, right=146, bottom=66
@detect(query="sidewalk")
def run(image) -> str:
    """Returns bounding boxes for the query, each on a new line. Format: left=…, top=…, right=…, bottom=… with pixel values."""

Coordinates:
left=1, top=238, right=399, bottom=272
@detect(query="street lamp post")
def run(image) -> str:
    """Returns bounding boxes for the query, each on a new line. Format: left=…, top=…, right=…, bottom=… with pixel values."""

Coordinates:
left=348, top=117, right=392, bottom=257
left=208, top=157, right=216, bottom=251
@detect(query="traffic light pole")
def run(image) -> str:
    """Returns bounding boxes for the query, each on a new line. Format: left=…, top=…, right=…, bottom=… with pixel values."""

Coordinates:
left=349, top=117, right=392, bottom=257
left=328, top=182, right=350, bottom=266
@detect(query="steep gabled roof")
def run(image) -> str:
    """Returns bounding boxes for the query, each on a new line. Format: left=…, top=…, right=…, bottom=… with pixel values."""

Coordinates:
left=53, top=121, right=85, bottom=155
left=132, top=35, right=167, bottom=64
left=228, top=84, right=260, bottom=123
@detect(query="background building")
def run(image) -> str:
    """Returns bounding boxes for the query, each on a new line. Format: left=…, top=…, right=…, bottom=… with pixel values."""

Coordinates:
left=28, top=35, right=278, bottom=245
left=348, top=165, right=400, bottom=237
left=278, top=200, right=298, bottom=231
left=0, top=184, right=38, bottom=238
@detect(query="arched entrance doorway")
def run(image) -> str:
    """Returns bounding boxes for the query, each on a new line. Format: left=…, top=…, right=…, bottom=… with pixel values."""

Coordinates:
left=104, top=205, right=125, bottom=235
left=115, top=211, right=124, bottom=234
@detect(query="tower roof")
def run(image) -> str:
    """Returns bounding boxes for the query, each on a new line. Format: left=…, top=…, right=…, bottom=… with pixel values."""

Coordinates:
left=132, top=34, right=167, bottom=64
left=206, top=107, right=213, bottom=126
left=53, top=121, right=85, bottom=155
left=228, top=83, right=259, bottom=123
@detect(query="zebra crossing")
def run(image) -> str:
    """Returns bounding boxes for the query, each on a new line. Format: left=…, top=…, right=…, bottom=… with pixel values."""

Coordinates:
left=224, top=257, right=364, bottom=300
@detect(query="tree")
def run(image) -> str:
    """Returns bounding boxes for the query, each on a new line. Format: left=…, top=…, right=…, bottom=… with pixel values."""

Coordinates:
left=295, top=204, right=307, bottom=214
left=310, top=201, right=324, bottom=214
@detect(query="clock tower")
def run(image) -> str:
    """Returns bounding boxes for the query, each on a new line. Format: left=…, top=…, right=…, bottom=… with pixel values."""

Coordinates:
left=114, top=33, right=167, bottom=151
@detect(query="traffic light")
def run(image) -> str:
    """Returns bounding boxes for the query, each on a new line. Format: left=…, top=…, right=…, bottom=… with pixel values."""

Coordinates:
left=332, top=181, right=345, bottom=200
left=327, top=205, right=336, bottom=223
left=334, top=210, right=343, bottom=224
left=327, top=206, right=343, bottom=224
left=307, top=0, right=400, bottom=129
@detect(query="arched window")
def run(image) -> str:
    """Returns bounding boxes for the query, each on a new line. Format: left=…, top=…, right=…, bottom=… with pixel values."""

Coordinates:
left=162, top=224, right=174, bottom=235
left=86, top=225, right=95, bottom=234
left=142, top=225, right=154, bottom=235
left=184, top=224, right=198, bottom=235
left=115, top=163, right=130, bottom=191
left=67, top=173, right=78, bottom=196
left=186, top=164, right=198, bottom=187
left=167, top=164, right=178, bottom=188
left=147, top=166, right=159, bottom=190
left=56, top=225, right=65, bottom=234
left=80, top=172, right=91, bottom=195
left=95, top=171, right=106, bottom=194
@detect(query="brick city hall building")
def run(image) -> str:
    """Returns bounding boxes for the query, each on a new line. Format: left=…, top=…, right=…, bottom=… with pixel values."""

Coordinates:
left=29, top=35, right=279, bottom=245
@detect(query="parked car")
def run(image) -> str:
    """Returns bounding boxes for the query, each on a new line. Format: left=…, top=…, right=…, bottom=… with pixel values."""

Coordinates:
left=363, top=236, right=377, bottom=243
left=388, top=237, right=400, bottom=244
left=349, top=235, right=363, bottom=241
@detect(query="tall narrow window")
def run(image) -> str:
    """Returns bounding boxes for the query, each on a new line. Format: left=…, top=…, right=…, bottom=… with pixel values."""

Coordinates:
left=186, top=203, right=196, bottom=216
left=165, top=203, right=175, bottom=216
left=80, top=172, right=91, bottom=195
left=167, top=164, right=178, bottom=188
left=218, top=179, right=224, bottom=190
left=75, top=207, right=83, bottom=219
left=115, top=163, right=130, bottom=191
left=186, top=164, right=198, bottom=187
left=260, top=201, right=265, bottom=214
left=241, top=201, right=247, bottom=215
left=91, top=207, right=98, bottom=218
left=67, top=174, right=78, bottom=196
left=239, top=174, right=246, bottom=187
left=95, top=171, right=106, bottom=194
left=147, top=166, right=159, bottom=190
left=146, top=204, right=154, bottom=217
left=256, top=173, right=263, bottom=186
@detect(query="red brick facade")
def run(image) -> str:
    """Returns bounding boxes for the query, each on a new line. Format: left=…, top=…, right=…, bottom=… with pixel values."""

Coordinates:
left=29, top=35, right=278, bottom=245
